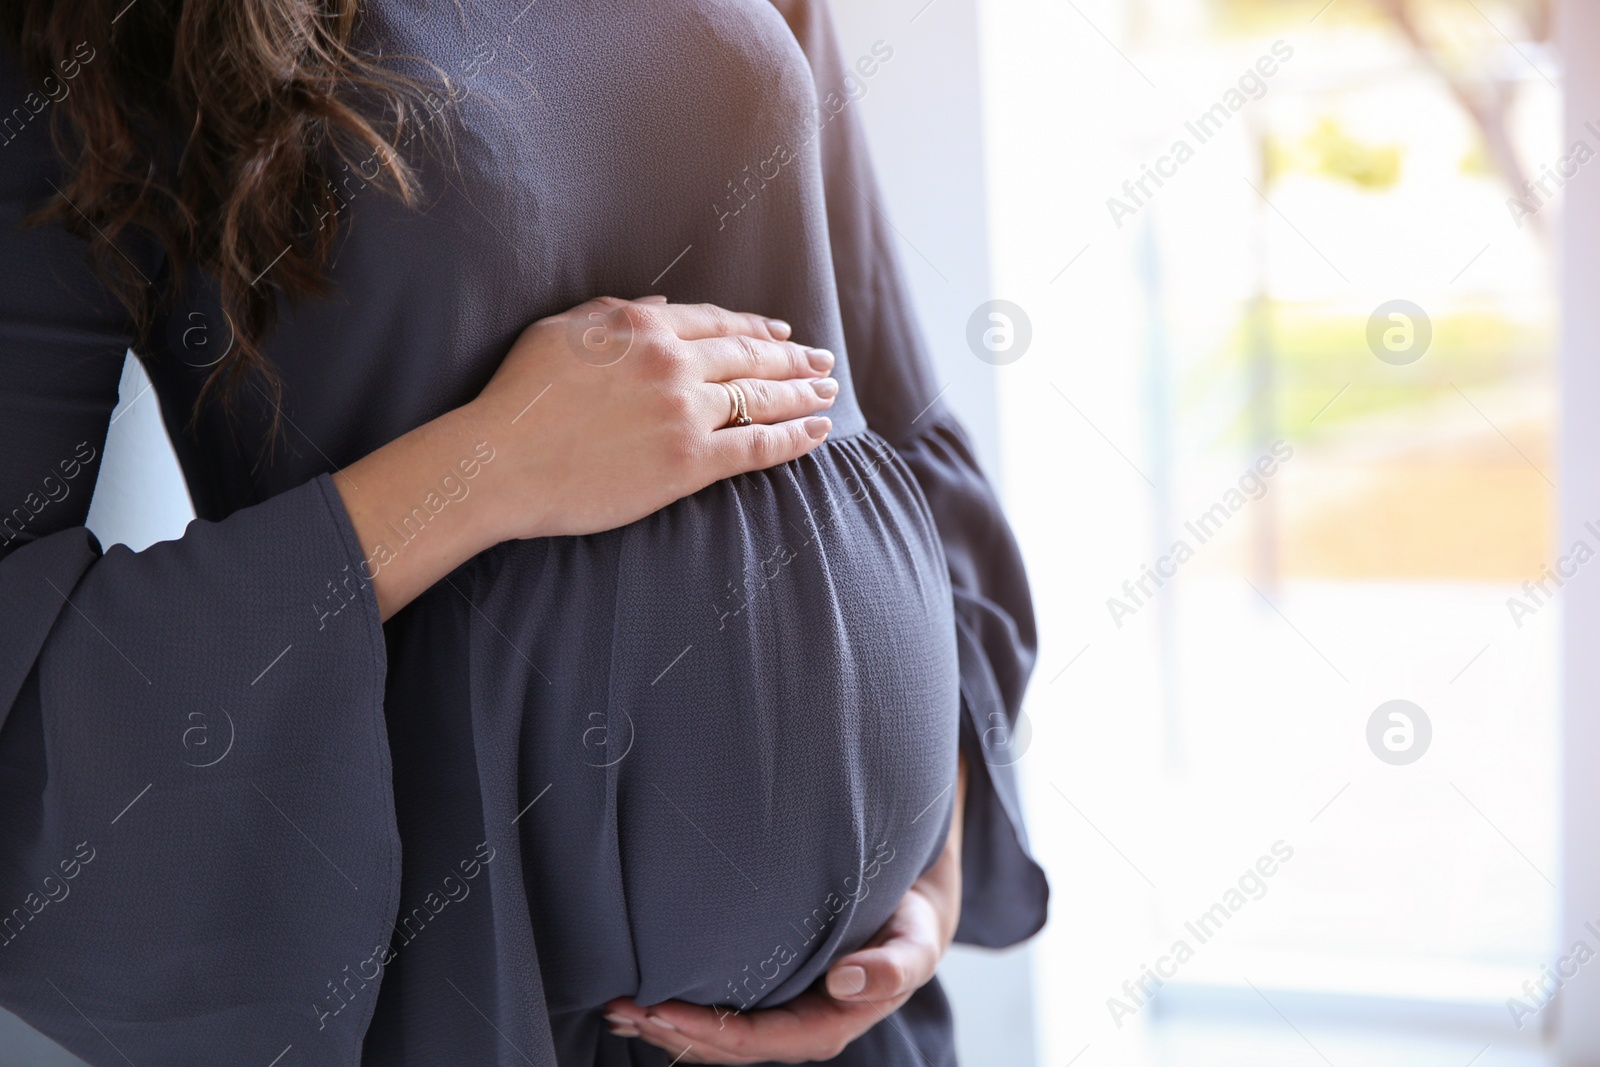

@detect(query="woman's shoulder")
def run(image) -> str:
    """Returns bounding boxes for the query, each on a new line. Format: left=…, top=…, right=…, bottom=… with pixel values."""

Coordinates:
left=370, top=0, right=815, bottom=112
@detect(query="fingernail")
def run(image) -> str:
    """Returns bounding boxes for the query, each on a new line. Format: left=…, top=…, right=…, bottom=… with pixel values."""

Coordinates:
left=806, top=347, right=835, bottom=373
left=609, top=1025, right=639, bottom=1038
left=812, top=377, right=839, bottom=399
left=645, top=1014, right=678, bottom=1031
left=604, top=1013, right=633, bottom=1026
left=805, top=416, right=832, bottom=440
left=828, top=965, right=868, bottom=998
left=766, top=318, right=792, bottom=340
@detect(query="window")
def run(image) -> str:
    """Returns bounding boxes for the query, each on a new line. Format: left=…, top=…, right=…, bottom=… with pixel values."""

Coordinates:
left=981, top=0, right=1561, bottom=1060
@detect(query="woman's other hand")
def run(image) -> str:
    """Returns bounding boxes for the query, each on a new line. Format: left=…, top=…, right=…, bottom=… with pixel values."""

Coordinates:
left=604, top=760, right=967, bottom=1064
left=337, top=296, right=838, bottom=619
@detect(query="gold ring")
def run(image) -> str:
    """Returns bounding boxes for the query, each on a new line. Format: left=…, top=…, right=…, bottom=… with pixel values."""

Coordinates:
left=721, top=381, right=752, bottom=428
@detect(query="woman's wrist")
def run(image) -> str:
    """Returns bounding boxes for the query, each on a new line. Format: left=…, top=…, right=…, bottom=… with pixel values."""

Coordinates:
left=334, top=401, right=513, bottom=620
left=932, top=754, right=967, bottom=941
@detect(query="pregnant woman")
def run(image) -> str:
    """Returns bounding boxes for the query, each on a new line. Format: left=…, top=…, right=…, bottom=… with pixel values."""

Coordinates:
left=0, top=1, right=1046, bottom=1064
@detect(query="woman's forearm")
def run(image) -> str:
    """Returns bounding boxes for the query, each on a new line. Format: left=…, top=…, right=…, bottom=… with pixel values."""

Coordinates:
left=335, top=401, right=503, bottom=620
left=925, top=753, right=967, bottom=943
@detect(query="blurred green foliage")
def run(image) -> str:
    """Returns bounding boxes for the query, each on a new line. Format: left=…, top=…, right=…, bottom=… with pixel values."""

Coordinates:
left=1267, top=118, right=1405, bottom=188
left=1210, top=0, right=1546, bottom=35
left=1186, top=302, right=1553, bottom=444
left=1458, top=136, right=1494, bottom=176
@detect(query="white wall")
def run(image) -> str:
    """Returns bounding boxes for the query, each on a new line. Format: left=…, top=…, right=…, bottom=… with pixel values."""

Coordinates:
left=83, top=356, right=195, bottom=551
left=828, top=0, right=1003, bottom=474
left=1559, top=0, right=1600, bottom=1061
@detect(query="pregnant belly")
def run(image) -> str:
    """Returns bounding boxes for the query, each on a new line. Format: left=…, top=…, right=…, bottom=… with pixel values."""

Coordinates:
left=464, top=431, right=959, bottom=1012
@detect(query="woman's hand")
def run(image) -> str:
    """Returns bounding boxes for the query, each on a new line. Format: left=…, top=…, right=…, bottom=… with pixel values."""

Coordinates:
left=336, top=296, right=838, bottom=619
left=466, top=296, right=838, bottom=540
left=604, top=760, right=967, bottom=1064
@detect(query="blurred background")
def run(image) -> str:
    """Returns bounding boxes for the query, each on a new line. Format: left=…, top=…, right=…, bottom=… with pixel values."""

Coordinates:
left=837, top=0, right=1590, bottom=1063
left=3, top=0, right=1592, bottom=1064
left=985, top=0, right=1563, bottom=1062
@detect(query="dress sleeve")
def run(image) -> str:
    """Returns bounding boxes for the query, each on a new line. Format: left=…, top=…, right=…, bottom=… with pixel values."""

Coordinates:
left=0, top=56, right=400, bottom=1066
left=771, top=0, right=1049, bottom=947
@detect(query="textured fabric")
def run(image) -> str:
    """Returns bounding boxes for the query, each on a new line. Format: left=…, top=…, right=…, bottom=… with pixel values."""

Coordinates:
left=0, top=2, right=1046, bottom=1064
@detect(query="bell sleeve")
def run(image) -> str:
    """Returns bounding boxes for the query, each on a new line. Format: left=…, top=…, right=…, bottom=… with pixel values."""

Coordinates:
left=773, top=0, right=1050, bottom=947
left=0, top=55, right=401, bottom=1067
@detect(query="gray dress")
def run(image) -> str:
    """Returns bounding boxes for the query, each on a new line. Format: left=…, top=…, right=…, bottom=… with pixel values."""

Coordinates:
left=0, top=1, right=1047, bottom=1063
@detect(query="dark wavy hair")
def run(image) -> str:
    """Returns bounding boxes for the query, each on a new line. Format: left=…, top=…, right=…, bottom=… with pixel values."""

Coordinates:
left=1, top=0, right=434, bottom=412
